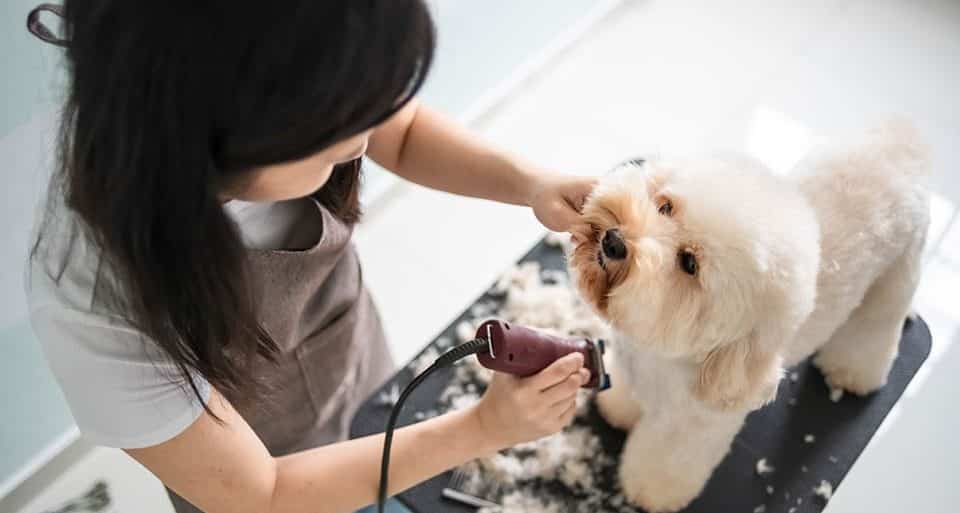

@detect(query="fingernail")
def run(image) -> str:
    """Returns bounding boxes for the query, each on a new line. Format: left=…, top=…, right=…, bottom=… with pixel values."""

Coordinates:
left=580, top=369, right=590, bottom=384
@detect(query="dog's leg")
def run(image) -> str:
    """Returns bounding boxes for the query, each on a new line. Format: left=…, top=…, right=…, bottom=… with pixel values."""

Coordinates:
left=596, top=347, right=642, bottom=430
left=619, top=408, right=745, bottom=513
left=814, top=238, right=924, bottom=395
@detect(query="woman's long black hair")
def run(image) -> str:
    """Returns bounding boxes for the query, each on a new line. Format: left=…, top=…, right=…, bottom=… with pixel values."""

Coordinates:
left=31, top=0, right=434, bottom=415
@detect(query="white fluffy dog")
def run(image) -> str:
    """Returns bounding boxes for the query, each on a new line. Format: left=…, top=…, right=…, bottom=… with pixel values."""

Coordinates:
left=568, top=123, right=930, bottom=512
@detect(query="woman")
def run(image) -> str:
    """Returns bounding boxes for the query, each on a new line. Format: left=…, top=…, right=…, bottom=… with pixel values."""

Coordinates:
left=26, top=2, right=595, bottom=513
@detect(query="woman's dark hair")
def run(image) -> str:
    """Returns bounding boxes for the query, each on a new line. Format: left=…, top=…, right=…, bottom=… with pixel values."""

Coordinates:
left=32, top=0, right=434, bottom=415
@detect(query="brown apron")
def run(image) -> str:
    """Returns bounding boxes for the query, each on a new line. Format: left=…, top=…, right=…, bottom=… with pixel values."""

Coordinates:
left=168, top=199, right=395, bottom=512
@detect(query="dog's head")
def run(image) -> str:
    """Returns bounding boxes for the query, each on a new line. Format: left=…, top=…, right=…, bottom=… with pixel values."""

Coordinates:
left=570, top=156, right=820, bottom=410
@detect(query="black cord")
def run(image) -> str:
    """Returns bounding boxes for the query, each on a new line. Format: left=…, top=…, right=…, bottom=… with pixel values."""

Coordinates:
left=377, top=337, right=490, bottom=513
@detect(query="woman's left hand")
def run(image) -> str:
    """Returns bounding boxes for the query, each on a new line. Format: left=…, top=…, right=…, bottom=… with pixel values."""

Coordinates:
left=527, top=173, right=597, bottom=233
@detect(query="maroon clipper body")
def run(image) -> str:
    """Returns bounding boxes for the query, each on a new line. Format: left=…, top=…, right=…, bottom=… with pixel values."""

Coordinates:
left=475, top=319, right=611, bottom=390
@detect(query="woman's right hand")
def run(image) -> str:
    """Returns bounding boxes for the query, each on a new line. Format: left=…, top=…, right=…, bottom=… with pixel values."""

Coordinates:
left=471, top=352, right=590, bottom=450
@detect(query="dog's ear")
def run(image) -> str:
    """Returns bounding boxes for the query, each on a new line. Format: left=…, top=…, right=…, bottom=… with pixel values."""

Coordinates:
left=695, top=331, right=783, bottom=411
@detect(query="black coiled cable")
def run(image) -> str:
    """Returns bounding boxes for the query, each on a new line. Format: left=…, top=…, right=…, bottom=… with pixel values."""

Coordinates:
left=377, top=337, right=490, bottom=513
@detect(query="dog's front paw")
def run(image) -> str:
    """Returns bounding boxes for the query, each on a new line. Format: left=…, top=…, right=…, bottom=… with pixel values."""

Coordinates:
left=619, top=459, right=701, bottom=513
left=814, top=351, right=889, bottom=396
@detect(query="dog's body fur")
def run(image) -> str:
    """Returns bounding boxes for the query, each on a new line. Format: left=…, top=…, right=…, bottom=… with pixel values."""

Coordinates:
left=571, top=124, right=929, bottom=512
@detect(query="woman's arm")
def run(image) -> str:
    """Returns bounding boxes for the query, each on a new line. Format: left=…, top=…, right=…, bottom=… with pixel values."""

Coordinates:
left=126, top=354, right=588, bottom=513
left=129, top=389, right=493, bottom=513
left=368, top=100, right=537, bottom=205
left=367, top=101, right=595, bottom=232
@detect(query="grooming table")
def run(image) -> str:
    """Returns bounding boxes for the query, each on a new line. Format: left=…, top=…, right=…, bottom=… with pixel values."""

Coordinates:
left=350, top=239, right=932, bottom=513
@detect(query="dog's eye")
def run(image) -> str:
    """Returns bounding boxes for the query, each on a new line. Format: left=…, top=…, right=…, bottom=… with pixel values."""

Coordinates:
left=657, top=199, right=673, bottom=216
left=678, top=250, right=698, bottom=276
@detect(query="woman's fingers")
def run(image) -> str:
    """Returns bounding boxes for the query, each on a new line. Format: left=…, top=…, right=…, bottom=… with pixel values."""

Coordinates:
left=526, top=353, right=584, bottom=392
left=550, top=199, right=583, bottom=232
left=555, top=400, right=577, bottom=423
left=562, top=177, right=598, bottom=211
left=543, top=369, right=590, bottom=405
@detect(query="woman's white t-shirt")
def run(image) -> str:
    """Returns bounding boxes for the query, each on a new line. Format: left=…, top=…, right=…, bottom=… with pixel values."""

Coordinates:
left=26, top=197, right=314, bottom=449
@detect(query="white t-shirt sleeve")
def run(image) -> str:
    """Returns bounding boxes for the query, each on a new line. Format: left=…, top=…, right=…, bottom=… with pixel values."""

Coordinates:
left=30, top=305, right=211, bottom=449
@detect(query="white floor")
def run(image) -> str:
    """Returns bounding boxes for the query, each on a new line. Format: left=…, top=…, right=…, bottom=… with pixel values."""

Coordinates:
left=13, top=1, right=960, bottom=512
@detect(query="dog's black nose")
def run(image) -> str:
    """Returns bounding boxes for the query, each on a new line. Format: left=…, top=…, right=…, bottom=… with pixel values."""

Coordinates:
left=602, top=229, right=627, bottom=260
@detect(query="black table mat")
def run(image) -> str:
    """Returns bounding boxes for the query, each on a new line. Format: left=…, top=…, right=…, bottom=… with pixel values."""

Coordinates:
left=350, top=239, right=932, bottom=513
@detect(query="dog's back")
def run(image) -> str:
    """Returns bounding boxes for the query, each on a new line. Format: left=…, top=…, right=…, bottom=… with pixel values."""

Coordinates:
left=785, top=122, right=930, bottom=364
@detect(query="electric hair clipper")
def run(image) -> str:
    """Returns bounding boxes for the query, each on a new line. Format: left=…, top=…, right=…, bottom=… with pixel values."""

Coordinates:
left=474, top=320, right=611, bottom=390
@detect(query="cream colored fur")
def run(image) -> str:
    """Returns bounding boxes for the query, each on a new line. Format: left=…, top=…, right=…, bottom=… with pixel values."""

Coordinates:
left=570, top=123, right=929, bottom=512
